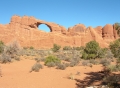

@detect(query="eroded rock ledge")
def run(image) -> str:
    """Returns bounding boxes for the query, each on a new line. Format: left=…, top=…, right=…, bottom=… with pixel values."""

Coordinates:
left=0, top=15, right=119, bottom=49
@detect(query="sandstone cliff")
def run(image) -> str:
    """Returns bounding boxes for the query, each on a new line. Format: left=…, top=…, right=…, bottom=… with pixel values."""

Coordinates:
left=0, top=15, right=119, bottom=49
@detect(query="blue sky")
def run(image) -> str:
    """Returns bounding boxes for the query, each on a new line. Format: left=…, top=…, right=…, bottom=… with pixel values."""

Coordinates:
left=0, top=0, right=120, bottom=32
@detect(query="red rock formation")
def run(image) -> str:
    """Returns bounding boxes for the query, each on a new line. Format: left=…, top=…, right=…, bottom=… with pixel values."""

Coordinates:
left=0, top=15, right=119, bottom=49
left=102, top=24, right=114, bottom=39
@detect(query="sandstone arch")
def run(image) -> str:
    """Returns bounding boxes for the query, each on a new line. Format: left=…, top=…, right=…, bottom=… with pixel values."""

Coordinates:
left=36, top=23, right=52, bottom=32
left=9, top=15, right=67, bottom=33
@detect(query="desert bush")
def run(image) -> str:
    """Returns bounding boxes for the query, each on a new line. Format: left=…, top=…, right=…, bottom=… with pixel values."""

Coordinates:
left=4, top=41, right=21, bottom=57
left=82, top=41, right=100, bottom=59
left=82, top=60, right=88, bottom=66
left=106, top=65, right=120, bottom=72
left=100, top=59, right=110, bottom=66
left=56, top=63, right=66, bottom=70
left=0, top=53, right=11, bottom=63
left=109, top=39, right=120, bottom=58
left=0, top=41, right=5, bottom=54
left=105, top=49, right=114, bottom=59
left=116, top=58, right=120, bottom=64
left=64, top=63, right=70, bottom=67
left=97, top=48, right=107, bottom=58
left=69, top=61, right=77, bottom=67
left=82, top=52, right=88, bottom=60
left=14, top=55, right=20, bottom=61
left=30, top=63, right=43, bottom=72
left=45, top=55, right=61, bottom=67
left=64, top=57, right=72, bottom=62
left=69, top=58, right=80, bottom=67
left=40, top=57, right=45, bottom=62
left=89, top=59, right=98, bottom=65
left=45, top=62, right=56, bottom=67
left=29, top=46, right=34, bottom=50
left=0, top=41, right=21, bottom=63
left=35, top=58, right=41, bottom=62
left=56, top=54, right=66, bottom=60
left=103, top=74, right=120, bottom=88
left=24, top=49, right=36, bottom=56
left=63, top=46, right=72, bottom=50
left=73, top=46, right=84, bottom=51
left=52, top=44, right=61, bottom=52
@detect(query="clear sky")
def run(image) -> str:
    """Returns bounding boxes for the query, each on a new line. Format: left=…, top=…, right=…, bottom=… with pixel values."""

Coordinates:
left=0, top=0, right=120, bottom=32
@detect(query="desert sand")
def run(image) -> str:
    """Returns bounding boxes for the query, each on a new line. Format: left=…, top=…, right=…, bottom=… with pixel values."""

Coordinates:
left=0, top=58, right=104, bottom=88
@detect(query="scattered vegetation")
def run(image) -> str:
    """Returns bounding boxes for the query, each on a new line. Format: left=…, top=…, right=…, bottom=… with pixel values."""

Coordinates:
left=100, top=58, right=110, bottom=66
left=103, top=74, right=120, bottom=88
left=0, top=41, right=21, bottom=63
left=0, top=53, right=11, bottom=63
left=30, top=62, right=43, bottom=72
left=52, top=44, right=61, bottom=52
left=56, top=63, right=67, bottom=70
left=29, top=46, right=34, bottom=50
left=63, top=46, right=72, bottom=50
left=0, top=41, right=4, bottom=54
left=1, top=38, right=120, bottom=88
left=45, top=55, right=61, bottom=67
left=109, top=39, right=120, bottom=58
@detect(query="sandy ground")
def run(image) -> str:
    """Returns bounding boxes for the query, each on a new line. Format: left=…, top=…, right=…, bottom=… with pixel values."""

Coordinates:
left=0, top=58, right=104, bottom=88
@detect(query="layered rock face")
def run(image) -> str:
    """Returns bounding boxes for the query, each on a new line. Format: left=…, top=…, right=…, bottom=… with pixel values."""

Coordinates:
left=0, top=15, right=119, bottom=49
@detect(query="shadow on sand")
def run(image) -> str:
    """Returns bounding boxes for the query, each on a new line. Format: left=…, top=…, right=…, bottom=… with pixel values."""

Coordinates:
left=75, top=68, right=120, bottom=88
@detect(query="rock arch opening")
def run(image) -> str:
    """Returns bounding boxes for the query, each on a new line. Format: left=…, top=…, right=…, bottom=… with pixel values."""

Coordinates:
left=37, top=24, right=52, bottom=32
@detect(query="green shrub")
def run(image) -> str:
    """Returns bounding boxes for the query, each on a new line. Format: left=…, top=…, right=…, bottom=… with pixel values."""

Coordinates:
left=109, top=39, right=120, bottom=58
left=29, top=46, right=34, bottom=50
left=63, top=46, right=72, bottom=50
left=73, top=46, right=83, bottom=51
left=30, top=63, right=43, bottom=72
left=0, top=41, right=4, bottom=54
left=82, top=41, right=100, bottom=59
left=52, top=44, right=61, bottom=52
left=82, top=52, right=88, bottom=60
left=97, top=48, right=107, bottom=58
left=45, top=55, right=61, bottom=67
